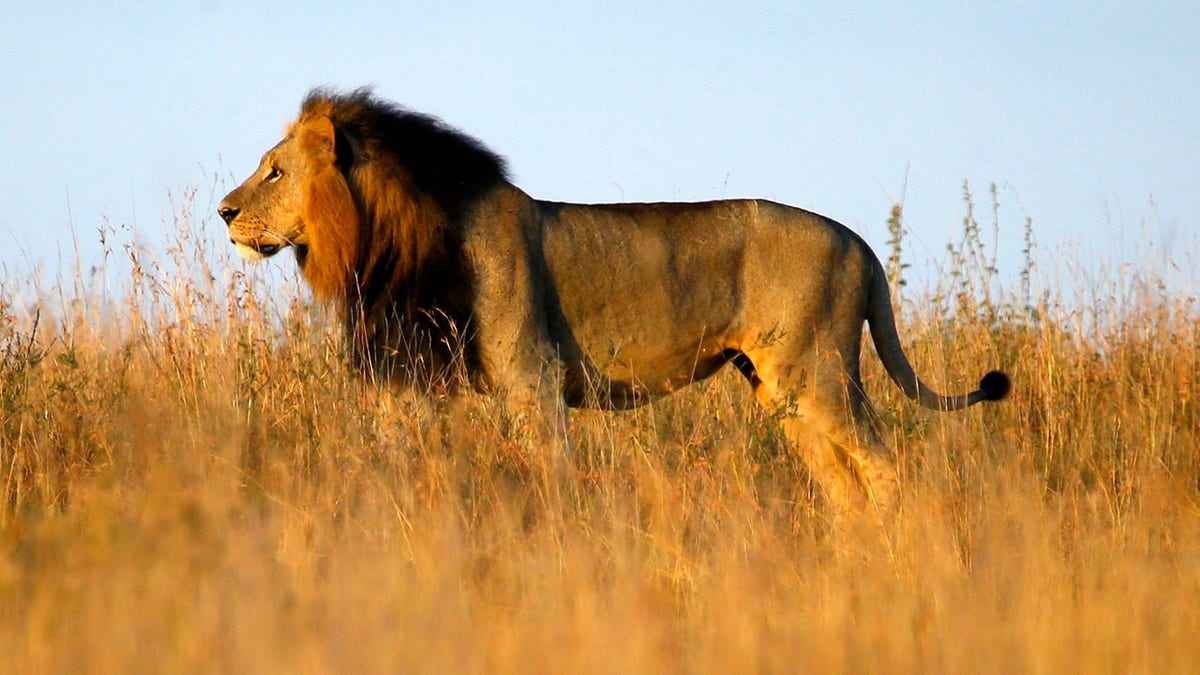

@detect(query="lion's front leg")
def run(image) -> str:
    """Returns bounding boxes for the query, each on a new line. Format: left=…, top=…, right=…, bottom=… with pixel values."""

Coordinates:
left=462, top=221, right=578, bottom=486
left=467, top=302, right=576, bottom=493
left=480, top=352, right=576, bottom=505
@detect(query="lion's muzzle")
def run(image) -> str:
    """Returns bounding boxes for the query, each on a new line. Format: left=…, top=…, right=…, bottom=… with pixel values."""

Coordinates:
left=218, top=201, right=287, bottom=260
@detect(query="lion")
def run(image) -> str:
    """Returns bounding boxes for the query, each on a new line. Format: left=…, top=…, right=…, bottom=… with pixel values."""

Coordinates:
left=219, top=88, right=1010, bottom=514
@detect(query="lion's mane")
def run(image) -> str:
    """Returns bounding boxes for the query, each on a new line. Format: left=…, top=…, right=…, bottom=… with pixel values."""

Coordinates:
left=292, top=88, right=509, bottom=383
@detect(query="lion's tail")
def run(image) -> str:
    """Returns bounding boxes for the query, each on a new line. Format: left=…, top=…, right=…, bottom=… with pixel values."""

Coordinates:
left=866, top=258, right=1010, bottom=411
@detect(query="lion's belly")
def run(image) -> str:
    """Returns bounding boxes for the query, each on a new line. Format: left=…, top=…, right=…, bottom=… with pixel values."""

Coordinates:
left=559, top=335, right=734, bottom=410
left=550, top=256, right=741, bottom=409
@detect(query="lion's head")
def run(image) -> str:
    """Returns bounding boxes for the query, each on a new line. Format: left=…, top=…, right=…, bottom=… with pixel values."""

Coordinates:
left=219, top=98, right=366, bottom=301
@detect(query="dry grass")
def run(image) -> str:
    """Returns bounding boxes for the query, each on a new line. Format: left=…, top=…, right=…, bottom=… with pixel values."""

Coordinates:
left=1, top=186, right=1198, bottom=673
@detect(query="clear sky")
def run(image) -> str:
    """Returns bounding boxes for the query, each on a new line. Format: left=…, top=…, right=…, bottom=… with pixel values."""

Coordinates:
left=2, top=3, right=1197, bottom=292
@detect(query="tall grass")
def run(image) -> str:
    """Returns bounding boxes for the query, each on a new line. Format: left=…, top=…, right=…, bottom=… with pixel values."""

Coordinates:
left=1, top=185, right=1197, bottom=672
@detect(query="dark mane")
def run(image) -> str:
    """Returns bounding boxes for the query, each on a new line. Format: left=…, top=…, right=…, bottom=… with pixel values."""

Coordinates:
left=293, top=87, right=511, bottom=389
left=301, top=87, right=509, bottom=222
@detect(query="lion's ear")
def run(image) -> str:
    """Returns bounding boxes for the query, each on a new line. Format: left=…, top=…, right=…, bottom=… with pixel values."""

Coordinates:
left=300, top=116, right=339, bottom=166
left=300, top=115, right=356, bottom=173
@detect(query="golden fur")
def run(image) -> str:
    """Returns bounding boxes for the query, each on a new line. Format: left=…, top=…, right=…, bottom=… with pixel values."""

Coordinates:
left=292, top=115, right=361, bottom=299
left=219, top=88, right=1010, bottom=514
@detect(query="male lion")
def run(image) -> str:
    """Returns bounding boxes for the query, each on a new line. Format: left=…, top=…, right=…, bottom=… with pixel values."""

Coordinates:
left=219, top=88, right=1009, bottom=514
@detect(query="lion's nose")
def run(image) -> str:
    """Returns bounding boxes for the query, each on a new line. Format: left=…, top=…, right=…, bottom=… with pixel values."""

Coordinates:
left=218, top=204, right=240, bottom=225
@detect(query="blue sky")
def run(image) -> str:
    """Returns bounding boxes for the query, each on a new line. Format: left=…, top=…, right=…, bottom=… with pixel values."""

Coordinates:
left=2, top=3, right=1197, bottom=291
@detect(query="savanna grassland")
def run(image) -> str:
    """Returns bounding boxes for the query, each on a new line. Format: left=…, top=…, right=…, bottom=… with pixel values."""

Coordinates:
left=1, top=185, right=1197, bottom=672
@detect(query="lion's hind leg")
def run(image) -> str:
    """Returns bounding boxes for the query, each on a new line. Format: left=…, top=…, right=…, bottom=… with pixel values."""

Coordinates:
left=775, top=416, right=864, bottom=515
left=744, top=350, right=900, bottom=518
left=811, top=404, right=901, bottom=518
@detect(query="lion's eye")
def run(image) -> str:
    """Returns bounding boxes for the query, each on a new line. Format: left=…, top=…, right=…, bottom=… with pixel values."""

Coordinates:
left=266, top=166, right=283, bottom=183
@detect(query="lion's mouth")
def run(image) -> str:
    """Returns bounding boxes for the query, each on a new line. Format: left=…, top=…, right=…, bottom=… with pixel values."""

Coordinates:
left=252, top=242, right=283, bottom=256
left=232, top=239, right=285, bottom=260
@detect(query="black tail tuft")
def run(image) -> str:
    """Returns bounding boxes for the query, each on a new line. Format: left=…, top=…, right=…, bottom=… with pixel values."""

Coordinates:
left=979, top=370, right=1011, bottom=401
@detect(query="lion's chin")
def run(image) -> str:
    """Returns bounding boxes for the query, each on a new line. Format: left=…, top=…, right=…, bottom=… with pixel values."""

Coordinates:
left=234, top=242, right=284, bottom=260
